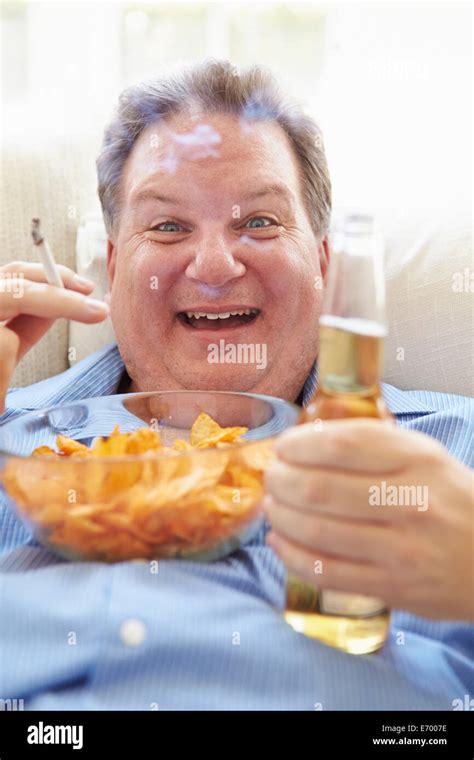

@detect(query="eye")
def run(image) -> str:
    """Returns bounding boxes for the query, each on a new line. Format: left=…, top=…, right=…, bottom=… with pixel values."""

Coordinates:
left=244, top=216, right=276, bottom=229
left=152, top=221, right=185, bottom=233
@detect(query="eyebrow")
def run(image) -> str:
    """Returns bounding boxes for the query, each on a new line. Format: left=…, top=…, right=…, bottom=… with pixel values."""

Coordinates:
left=129, top=189, right=181, bottom=209
left=129, top=183, right=295, bottom=210
left=240, top=183, right=295, bottom=205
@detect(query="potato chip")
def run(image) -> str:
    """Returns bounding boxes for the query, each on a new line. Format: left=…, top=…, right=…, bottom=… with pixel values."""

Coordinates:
left=236, top=439, right=275, bottom=471
left=91, top=425, right=130, bottom=457
left=173, top=439, right=192, bottom=452
left=3, top=412, right=269, bottom=562
left=56, top=435, right=90, bottom=457
left=190, top=412, right=248, bottom=448
left=125, top=427, right=162, bottom=454
left=32, top=445, right=59, bottom=457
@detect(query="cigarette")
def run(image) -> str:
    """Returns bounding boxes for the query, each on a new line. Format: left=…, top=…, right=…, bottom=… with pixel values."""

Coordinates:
left=31, top=218, right=64, bottom=289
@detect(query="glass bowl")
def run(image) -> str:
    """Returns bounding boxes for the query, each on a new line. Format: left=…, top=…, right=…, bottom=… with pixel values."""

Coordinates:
left=0, top=391, right=299, bottom=562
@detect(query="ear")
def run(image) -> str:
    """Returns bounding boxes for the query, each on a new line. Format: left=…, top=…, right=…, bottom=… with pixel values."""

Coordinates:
left=106, top=240, right=116, bottom=289
left=318, top=236, right=330, bottom=280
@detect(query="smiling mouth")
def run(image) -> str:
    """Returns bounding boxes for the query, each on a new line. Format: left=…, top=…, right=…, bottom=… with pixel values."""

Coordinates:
left=177, top=308, right=260, bottom=330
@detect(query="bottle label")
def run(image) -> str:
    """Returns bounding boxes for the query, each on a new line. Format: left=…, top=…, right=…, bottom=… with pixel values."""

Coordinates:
left=318, top=590, right=386, bottom=617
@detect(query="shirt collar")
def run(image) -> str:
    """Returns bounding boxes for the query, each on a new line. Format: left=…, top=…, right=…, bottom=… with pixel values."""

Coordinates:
left=3, top=342, right=124, bottom=420
left=4, top=342, right=435, bottom=420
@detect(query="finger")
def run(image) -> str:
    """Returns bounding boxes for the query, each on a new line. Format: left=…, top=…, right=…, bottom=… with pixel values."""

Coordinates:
left=263, top=495, right=392, bottom=563
left=0, top=327, right=20, bottom=413
left=266, top=458, right=401, bottom=521
left=266, top=530, right=387, bottom=599
left=0, top=261, right=94, bottom=292
left=3, top=315, right=55, bottom=361
left=0, top=281, right=109, bottom=323
left=275, top=418, right=445, bottom=473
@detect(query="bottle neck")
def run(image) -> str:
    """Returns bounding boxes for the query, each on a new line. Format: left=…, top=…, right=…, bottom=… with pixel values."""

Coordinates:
left=318, top=227, right=387, bottom=396
left=318, top=316, right=386, bottom=396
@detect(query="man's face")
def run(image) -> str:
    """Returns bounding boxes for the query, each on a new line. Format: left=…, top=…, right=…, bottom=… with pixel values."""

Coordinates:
left=107, top=111, right=329, bottom=401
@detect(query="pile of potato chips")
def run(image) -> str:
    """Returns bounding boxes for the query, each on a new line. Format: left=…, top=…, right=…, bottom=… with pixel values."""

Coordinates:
left=3, top=413, right=274, bottom=562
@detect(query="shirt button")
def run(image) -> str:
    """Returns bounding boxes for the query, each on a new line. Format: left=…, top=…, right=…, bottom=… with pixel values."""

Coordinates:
left=119, top=618, right=147, bottom=647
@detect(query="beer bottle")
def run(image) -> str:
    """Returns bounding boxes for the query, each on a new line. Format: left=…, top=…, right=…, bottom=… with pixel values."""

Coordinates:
left=285, top=213, right=393, bottom=654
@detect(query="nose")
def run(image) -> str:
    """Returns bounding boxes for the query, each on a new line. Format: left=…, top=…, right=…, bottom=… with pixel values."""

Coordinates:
left=185, top=234, right=246, bottom=288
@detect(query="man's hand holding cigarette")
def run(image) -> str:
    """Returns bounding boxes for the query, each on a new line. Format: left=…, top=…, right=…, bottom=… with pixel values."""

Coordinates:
left=0, top=259, right=109, bottom=413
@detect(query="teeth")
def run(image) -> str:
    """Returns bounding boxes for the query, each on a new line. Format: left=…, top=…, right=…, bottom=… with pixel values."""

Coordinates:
left=185, top=309, right=258, bottom=320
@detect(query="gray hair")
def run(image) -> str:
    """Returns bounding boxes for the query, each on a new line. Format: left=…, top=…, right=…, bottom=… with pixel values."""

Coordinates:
left=96, top=59, right=332, bottom=238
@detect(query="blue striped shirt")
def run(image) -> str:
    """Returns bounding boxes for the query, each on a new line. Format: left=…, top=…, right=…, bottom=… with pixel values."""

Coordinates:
left=0, top=342, right=472, bottom=710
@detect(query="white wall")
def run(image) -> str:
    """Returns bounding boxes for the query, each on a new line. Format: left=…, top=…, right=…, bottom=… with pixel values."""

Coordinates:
left=2, top=1, right=471, bottom=218
left=318, top=1, right=472, bottom=217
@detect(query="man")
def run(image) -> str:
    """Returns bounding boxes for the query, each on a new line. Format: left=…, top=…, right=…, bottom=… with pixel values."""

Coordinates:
left=0, top=60, right=472, bottom=710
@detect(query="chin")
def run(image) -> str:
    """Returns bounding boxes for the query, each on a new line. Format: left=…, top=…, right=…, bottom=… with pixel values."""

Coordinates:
left=173, top=365, right=266, bottom=393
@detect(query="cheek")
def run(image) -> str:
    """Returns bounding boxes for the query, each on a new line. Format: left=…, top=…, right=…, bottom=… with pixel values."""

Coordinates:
left=259, top=239, right=322, bottom=312
left=111, top=242, right=176, bottom=310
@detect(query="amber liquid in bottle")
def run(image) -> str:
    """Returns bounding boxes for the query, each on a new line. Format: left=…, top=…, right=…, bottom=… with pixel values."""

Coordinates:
left=284, top=215, right=393, bottom=655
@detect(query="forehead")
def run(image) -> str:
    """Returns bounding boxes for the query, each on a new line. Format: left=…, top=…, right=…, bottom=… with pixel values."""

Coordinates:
left=122, top=111, right=302, bottom=201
